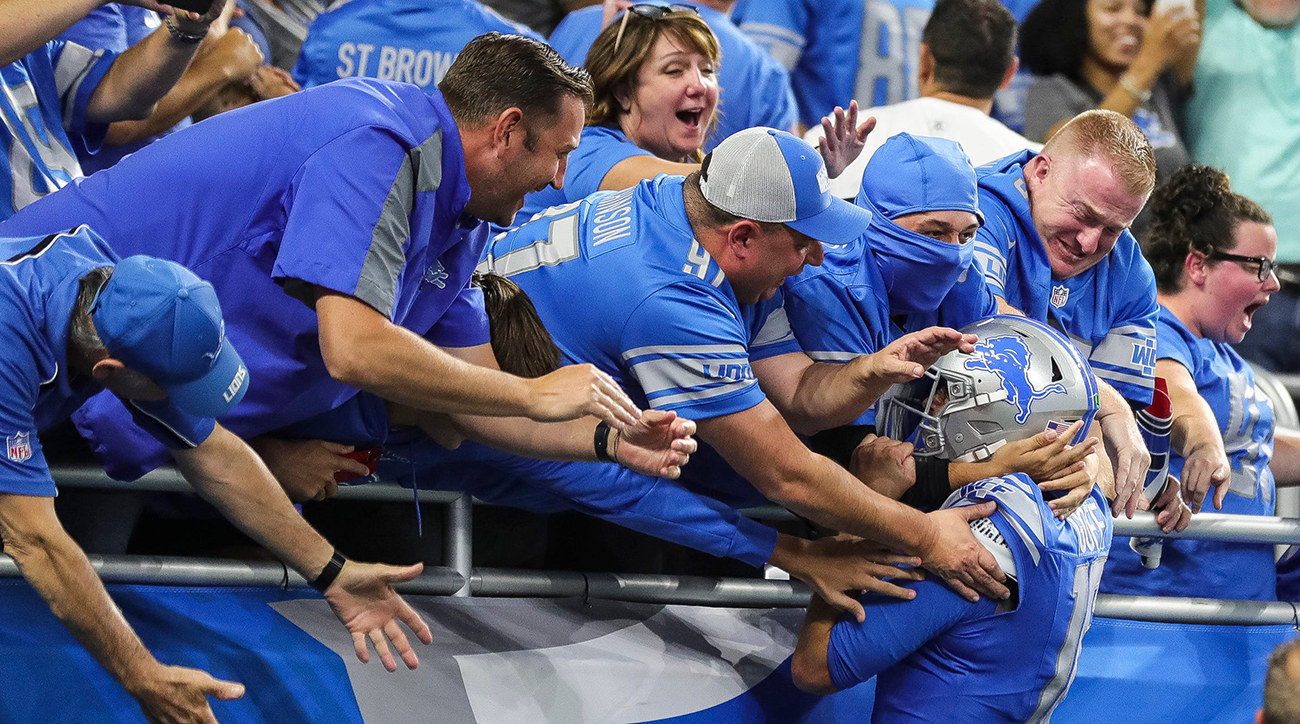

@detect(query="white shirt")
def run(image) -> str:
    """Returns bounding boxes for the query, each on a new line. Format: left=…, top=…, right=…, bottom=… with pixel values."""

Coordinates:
left=807, top=96, right=1042, bottom=199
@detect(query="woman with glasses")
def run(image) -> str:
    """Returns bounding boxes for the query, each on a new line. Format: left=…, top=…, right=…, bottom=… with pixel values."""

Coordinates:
left=1101, top=164, right=1300, bottom=602
left=510, top=3, right=867, bottom=227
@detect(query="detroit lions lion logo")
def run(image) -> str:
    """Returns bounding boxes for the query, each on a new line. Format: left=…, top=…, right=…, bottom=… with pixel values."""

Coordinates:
left=963, top=335, right=1066, bottom=424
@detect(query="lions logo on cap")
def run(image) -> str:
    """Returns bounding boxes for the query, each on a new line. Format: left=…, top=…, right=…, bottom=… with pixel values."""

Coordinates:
left=963, top=335, right=1067, bottom=424
left=816, top=164, right=829, bottom=194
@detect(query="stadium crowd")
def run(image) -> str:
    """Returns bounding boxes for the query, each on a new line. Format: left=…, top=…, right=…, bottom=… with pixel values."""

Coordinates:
left=1, top=0, right=1298, bottom=721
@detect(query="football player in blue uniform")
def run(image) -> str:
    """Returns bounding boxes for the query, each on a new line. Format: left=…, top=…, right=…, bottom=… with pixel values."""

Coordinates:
left=1, top=36, right=694, bottom=495
left=971, top=109, right=1161, bottom=518
left=1, top=0, right=228, bottom=220
left=793, top=315, right=1113, bottom=722
left=1106, top=166, right=1300, bottom=602
left=480, top=126, right=1012, bottom=602
left=547, top=1, right=798, bottom=152
left=292, top=0, right=542, bottom=91
left=0, top=227, right=435, bottom=722
left=734, top=0, right=933, bottom=128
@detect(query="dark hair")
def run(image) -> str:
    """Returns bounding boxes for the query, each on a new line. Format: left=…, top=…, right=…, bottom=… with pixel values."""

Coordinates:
left=1144, top=165, right=1273, bottom=292
left=439, top=32, right=594, bottom=130
left=923, top=0, right=1018, bottom=99
left=1263, top=638, right=1300, bottom=724
left=69, top=266, right=112, bottom=356
left=1020, top=0, right=1153, bottom=82
left=474, top=273, right=561, bottom=379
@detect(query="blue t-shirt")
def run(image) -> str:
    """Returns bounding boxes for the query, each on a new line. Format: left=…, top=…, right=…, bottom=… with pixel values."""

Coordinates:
left=513, top=125, right=654, bottom=228
left=0, top=227, right=214, bottom=496
left=292, top=0, right=541, bottom=90
left=0, top=79, right=488, bottom=480
left=972, top=151, right=1159, bottom=406
left=547, top=2, right=798, bottom=151
left=734, top=0, right=932, bottom=128
left=483, top=175, right=799, bottom=419
left=827, top=473, right=1112, bottom=722
left=1103, top=307, right=1277, bottom=601
left=60, top=5, right=191, bottom=175
left=0, top=41, right=114, bottom=220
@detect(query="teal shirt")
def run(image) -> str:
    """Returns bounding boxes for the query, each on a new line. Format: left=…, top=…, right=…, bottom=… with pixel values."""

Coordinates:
left=1185, top=0, right=1300, bottom=259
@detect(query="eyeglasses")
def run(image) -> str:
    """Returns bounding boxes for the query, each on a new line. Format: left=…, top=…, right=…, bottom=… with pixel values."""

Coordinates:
left=614, top=4, right=701, bottom=53
left=1208, top=251, right=1280, bottom=282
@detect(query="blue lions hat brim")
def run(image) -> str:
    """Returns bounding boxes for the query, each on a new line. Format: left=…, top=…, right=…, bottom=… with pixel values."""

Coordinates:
left=165, top=337, right=248, bottom=418
left=786, top=195, right=873, bottom=245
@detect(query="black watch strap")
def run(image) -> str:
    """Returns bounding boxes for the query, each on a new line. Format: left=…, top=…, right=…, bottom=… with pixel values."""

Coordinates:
left=310, top=550, right=347, bottom=592
left=593, top=421, right=615, bottom=463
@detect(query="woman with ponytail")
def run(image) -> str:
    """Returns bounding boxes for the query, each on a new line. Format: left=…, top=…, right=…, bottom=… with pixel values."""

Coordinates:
left=1102, top=164, right=1300, bottom=601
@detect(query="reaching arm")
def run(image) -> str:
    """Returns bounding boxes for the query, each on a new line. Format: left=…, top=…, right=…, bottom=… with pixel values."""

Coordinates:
left=316, top=291, right=639, bottom=427
left=85, top=1, right=226, bottom=123
left=0, top=492, right=245, bottom=722
left=1095, top=378, right=1151, bottom=517
left=753, top=328, right=976, bottom=435
left=0, top=0, right=198, bottom=66
left=1158, top=358, right=1231, bottom=511
left=697, top=401, right=1009, bottom=601
left=1272, top=428, right=1300, bottom=487
left=171, top=424, right=434, bottom=671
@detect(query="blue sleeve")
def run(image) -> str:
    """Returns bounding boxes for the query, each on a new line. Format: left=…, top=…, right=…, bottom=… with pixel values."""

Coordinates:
left=735, top=0, right=809, bottom=73
left=125, top=399, right=217, bottom=450
left=424, top=285, right=490, bottom=348
left=784, top=273, right=886, bottom=362
left=621, top=283, right=768, bottom=419
left=513, top=459, right=779, bottom=567
left=0, top=344, right=54, bottom=497
left=46, top=40, right=116, bottom=152
left=565, top=132, right=654, bottom=201
left=273, top=126, right=415, bottom=319
left=971, top=199, right=1014, bottom=299
left=546, top=9, right=601, bottom=65
left=827, top=577, right=987, bottom=691
left=747, top=294, right=804, bottom=362
left=1085, top=243, right=1159, bottom=406
left=58, top=5, right=130, bottom=53
left=755, top=56, right=799, bottom=132
left=1155, top=314, right=1197, bottom=374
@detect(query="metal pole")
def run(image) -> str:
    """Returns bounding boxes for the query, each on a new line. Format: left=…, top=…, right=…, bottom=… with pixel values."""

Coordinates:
left=446, top=493, right=473, bottom=597
left=1113, top=511, right=1300, bottom=545
left=0, top=554, right=466, bottom=595
left=1095, top=593, right=1300, bottom=626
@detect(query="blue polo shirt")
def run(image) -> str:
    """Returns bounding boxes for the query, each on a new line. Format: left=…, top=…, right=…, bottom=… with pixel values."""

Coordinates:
left=0, top=227, right=214, bottom=496
left=547, top=2, right=798, bottom=151
left=292, top=0, right=542, bottom=90
left=972, top=150, right=1159, bottom=406
left=1, top=40, right=115, bottom=221
left=0, top=79, right=487, bottom=480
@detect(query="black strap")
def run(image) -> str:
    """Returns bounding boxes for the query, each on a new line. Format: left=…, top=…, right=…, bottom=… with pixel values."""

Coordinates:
left=310, top=550, right=347, bottom=592
left=593, top=421, right=615, bottom=463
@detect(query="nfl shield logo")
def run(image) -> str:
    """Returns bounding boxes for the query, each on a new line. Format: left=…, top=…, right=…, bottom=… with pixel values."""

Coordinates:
left=6, top=432, right=32, bottom=463
left=1050, top=284, right=1069, bottom=308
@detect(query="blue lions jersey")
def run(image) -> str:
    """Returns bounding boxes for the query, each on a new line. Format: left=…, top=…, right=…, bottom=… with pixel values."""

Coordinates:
left=547, top=2, right=798, bottom=151
left=734, top=0, right=932, bottom=129
left=972, top=151, right=1158, bottom=406
left=483, top=175, right=800, bottom=419
left=0, top=41, right=114, bottom=220
left=1103, top=307, right=1277, bottom=601
left=827, top=473, right=1112, bottom=722
left=512, top=125, right=654, bottom=228
left=0, top=227, right=214, bottom=497
left=292, top=0, right=541, bottom=90
left=1, top=79, right=487, bottom=480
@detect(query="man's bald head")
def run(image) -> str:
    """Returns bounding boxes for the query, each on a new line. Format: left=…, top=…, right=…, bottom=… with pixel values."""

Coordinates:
left=1042, top=110, right=1156, bottom=199
left=1261, top=639, right=1300, bottom=724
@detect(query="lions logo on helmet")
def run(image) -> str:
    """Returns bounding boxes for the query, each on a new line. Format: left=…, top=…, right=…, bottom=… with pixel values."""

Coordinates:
left=878, top=315, right=1099, bottom=462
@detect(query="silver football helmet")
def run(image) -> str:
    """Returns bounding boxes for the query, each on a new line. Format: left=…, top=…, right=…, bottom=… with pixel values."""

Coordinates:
left=878, top=314, right=1099, bottom=462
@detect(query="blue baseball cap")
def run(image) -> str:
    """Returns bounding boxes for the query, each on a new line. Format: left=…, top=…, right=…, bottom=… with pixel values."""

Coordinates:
left=858, top=133, right=984, bottom=225
left=91, top=256, right=248, bottom=418
left=699, top=128, right=873, bottom=244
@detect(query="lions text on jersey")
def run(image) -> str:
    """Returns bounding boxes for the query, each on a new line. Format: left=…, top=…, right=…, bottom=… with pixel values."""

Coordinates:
left=972, top=151, right=1159, bottom=406
left=826, top=473, right=1112, bottom=722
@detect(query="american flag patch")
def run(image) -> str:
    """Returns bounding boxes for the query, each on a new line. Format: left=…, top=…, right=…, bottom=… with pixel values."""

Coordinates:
left=1045, top=419, right=1073, bottom=436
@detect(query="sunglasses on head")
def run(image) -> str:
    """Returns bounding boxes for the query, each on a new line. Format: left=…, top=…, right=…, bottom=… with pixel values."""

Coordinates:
left=614, top=4, right=701, bottom=53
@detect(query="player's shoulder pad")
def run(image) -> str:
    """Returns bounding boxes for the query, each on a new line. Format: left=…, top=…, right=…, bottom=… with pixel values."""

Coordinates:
left=942, top=472, right=1048, bottom=551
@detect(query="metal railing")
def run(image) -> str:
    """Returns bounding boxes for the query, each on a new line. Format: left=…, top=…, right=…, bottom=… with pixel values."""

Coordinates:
left=34, top=466, right=1300, bottom=626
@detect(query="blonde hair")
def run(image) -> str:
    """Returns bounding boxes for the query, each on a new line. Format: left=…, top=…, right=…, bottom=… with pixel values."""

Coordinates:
left=584, top=9, right=722, bottom=161
left=1043, top=110, right=1157, bottom=196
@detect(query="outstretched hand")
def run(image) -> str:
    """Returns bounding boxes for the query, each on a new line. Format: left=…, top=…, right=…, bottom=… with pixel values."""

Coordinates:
left=324, top=561, right=434, bottom=672
left=817, top=101, right=875, bottom=180
left=525, top=363, right=642, bottom=428
left=132, top=663, right=244, bottom=724
left=779, top=535, right=924, bottom=623
left=865, top=327, right=977, bottom=385
left=613, top=409, right=698, bottom=479
left=918, top=503, right=1010, bottom=602
left=1099, top=408, right=1152, bottom=518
